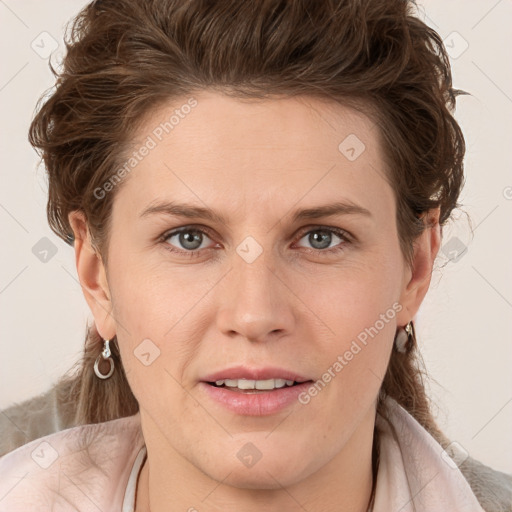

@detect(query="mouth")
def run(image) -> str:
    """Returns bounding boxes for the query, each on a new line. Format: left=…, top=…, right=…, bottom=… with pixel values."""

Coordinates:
left=199, top=366, right=315, bottom=414
left=206, top=378, right=312, bottom=393
left=199, top=374, right=315, bottom=415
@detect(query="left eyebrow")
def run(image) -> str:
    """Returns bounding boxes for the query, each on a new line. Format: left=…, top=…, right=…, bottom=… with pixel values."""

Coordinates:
left=290, top=201, right=372, bottom=222
left=139, top=199, right=372, bottom=224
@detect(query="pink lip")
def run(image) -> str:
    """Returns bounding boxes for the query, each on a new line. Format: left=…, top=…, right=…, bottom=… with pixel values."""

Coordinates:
left=201, top=365, right=311, bottom=383
left=199, top=365, right=314, bottom=416
left=199, top=381, right=313, bottom=416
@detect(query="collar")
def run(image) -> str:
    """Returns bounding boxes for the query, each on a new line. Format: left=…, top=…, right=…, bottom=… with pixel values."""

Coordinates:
left=371, top=396, right=485, bottom=511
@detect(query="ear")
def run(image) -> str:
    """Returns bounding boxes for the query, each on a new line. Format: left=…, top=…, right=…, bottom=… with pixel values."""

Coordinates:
left=396, top=208, right=441, bottom=325
left=68, top=211, right=116, bottom=340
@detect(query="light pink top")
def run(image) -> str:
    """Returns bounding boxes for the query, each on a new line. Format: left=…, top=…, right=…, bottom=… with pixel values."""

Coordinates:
left=0, top=396, right=485, bottom=511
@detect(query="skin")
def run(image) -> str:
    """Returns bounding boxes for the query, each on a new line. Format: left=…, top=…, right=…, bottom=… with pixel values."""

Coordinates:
left=69, top=90, right=440, bottom=512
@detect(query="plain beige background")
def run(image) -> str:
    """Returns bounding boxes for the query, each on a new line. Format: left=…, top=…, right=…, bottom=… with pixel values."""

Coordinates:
left=1, top=0, right=511, bottom=473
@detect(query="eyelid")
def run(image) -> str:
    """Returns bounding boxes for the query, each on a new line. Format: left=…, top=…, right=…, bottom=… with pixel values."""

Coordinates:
left=294, top=224, right=353, bottom=242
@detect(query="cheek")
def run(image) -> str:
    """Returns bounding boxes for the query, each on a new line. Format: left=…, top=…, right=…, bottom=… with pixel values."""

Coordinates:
left=304, top=248, right=402, bottom=336
left=106, top=251, right=231, bottom=406
left=107, top=250, right=201, bottom=337
left=302, top=250, right=401, bottom=393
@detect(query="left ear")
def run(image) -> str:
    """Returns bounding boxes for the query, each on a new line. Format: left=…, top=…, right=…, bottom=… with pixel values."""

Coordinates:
left=396, top=207, right=441, bottom=324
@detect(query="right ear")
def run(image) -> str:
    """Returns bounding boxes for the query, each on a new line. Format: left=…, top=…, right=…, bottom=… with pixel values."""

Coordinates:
left=68, top=211, right=116, bottom=340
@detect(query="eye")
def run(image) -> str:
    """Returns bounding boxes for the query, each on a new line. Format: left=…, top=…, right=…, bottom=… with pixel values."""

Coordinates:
left=294, top=226, right=350, bottom=254
left=161, top=226, right=217, bottom=257
left=159, top=225, right=351, bottom=258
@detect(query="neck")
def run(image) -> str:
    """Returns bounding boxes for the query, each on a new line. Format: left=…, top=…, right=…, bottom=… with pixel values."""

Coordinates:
left=135, top=408, right=377, bottom=512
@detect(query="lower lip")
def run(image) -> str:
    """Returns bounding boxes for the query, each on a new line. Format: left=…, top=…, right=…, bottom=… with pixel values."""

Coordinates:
left=199, top=382, right=313, bottom=416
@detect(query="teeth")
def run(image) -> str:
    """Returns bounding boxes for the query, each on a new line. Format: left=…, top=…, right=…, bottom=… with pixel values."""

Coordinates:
left=214, top=378, right=296, bottom=389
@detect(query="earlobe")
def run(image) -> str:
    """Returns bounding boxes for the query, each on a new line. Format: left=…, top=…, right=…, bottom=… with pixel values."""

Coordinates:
left=68, top=211, right=116, bottom=339
left=397, top=208, right=441, bottom=324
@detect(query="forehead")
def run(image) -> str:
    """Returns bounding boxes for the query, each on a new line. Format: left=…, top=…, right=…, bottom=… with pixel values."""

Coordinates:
left=113, top=91, right=394, bottom=224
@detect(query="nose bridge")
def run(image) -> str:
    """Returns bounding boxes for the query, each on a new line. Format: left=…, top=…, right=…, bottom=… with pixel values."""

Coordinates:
left=216, top=239, right=293, bottom=341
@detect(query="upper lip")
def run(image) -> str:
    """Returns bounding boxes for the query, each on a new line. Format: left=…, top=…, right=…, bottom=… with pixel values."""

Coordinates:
left=201, top=365, right=312, bottom=383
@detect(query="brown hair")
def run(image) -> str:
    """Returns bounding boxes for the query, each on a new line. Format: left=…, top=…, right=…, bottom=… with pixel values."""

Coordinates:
left=30, top=0, right=464, bottom=459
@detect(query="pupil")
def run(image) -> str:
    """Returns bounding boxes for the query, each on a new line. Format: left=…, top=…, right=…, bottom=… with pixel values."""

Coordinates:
left=181, top=230, right=202, bottom=250
left=310, top=231, right=331, bottom=249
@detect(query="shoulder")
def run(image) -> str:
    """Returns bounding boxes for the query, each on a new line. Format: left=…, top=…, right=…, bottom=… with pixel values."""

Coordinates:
left=376, top=397, right=512, bottom=512
left=0, top=381, right=76, bottom=457
left=0, top=412, right=144, bottom=511
left=458, top=455, right=512, bottom=512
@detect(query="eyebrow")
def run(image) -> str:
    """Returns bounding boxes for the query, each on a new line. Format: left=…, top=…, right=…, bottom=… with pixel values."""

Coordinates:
left=139, top=199, right=372, bottom=224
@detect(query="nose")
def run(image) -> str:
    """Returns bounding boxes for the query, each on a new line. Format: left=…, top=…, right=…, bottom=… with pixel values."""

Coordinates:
left=216, top=249, right=296, bottom=343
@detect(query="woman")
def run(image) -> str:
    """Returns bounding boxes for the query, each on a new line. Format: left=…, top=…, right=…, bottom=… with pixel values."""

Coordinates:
left=0, top=0, right=510, bottom=511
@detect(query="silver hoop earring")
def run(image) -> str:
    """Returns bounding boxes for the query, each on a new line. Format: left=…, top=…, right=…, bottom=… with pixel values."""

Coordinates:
left=394, top=321, right=414, bottom=354
left=94, top=338, right=115, bottom=379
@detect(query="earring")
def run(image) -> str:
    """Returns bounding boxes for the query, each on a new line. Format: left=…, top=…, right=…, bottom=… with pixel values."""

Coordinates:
left=94, top=338, right=115, bottom=379
left=394, top=321, right=415, bottom=354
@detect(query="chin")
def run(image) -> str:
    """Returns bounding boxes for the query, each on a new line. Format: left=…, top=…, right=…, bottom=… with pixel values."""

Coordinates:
left=200, top=449, right=311, bottom=490
left=220, top=465, right=304, bottom=490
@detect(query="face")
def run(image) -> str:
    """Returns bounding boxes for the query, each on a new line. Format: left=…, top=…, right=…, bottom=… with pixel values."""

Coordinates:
left=73, top=90, right=435, bottom=490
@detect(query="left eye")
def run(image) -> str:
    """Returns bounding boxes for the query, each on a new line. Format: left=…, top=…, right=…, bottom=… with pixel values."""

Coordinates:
left=295, top=227, right=348, bottom=252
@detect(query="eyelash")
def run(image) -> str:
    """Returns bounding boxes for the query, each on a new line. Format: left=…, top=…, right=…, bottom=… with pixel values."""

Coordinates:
left=158, top=225, right=352, bottom=259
